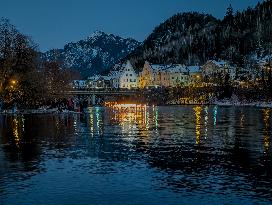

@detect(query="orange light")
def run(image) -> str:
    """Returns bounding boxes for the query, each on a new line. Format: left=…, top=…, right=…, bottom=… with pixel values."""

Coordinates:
left=11, top=80, right=16, bottom=85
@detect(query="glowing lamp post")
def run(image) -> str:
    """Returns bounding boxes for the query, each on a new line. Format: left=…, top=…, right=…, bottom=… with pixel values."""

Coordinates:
left=9, top=79, right=17, bottom=90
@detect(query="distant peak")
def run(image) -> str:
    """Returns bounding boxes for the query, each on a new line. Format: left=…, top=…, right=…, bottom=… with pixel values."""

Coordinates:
left=87, top=30, right=106, bottom=39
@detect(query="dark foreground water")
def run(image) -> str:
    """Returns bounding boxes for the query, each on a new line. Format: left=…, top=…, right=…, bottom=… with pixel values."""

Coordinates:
left=0, top=105, right=272, bottom=205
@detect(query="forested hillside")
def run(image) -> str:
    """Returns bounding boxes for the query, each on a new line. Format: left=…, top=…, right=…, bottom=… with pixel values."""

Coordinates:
left=126, top=0, right=272, bottom=70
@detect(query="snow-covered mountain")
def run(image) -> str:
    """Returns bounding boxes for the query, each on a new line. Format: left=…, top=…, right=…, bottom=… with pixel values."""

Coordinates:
left=42, top=31, right=140, bottom=78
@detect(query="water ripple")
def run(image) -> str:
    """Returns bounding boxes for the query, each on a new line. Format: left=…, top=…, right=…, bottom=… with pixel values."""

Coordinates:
left=0, top=106, right=272, bottom=204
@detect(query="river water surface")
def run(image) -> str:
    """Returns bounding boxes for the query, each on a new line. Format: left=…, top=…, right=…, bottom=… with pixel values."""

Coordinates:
left=0, top=105, right=272, bottom=205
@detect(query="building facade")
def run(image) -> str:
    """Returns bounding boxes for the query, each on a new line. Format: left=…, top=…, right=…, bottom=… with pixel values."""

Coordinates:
left=119, top=60, right=138, bottom=89
left=139, top=62, right=191, bottom=88
left=108, top=71, right=121, bottom=88
left=187, top=66, right=202, bottom=86
left=202, top=60, right=236, bottom=84
left=168, top=65, right=190, bottom=87
left=86, top=75, right=111, bottom=89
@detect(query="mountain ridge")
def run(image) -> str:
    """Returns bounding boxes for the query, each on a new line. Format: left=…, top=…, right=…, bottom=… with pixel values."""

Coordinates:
left=42, top=31, right=141, bottom=78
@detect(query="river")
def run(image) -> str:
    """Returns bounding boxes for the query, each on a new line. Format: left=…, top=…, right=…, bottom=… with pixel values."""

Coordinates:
left=0, top=105, right=272, bottom=205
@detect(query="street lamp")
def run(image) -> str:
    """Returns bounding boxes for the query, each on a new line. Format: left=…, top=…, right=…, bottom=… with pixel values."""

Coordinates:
left=9, top=79, right=17, bottom=90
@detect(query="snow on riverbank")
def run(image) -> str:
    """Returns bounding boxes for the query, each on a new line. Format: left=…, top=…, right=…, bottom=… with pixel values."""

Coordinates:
left=214, top=100, right=272, bottom=108
left=0, top=101, right=271, bottom=115
left=213, top=95, right=272, bottom=108
left=167, top=98, right=272, bottom=108
left=0, top=108, right=81, bottom=115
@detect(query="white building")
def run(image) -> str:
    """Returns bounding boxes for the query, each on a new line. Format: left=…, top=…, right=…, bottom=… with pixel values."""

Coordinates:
left=87, top=75, right=111, bottom=89
left=167, top=64, right=190, bottom=87
left=108, top=71, right=121, bottom=88
left=73, top=80, right=87, bottom=89
left=202, top=60, right=237, bottom=81
left=85, top=60, right=138, bottom=90
left=187, top=66, right=202, bottom=86
left=119, top=60, right=138, bottom=89
left=87, top=75, right=101, bottom=88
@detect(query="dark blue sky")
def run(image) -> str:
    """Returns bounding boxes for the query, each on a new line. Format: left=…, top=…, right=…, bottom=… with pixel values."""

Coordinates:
left=0, top=0, right=261, bottom=51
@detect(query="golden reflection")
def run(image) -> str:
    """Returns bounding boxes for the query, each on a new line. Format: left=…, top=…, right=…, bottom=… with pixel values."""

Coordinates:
left=105, top=103, right=155, bottom=135
left=194, top=106, right=202, bottom=145
left=262, top=108, right=271, bottom=153
left=12, top=117, right=22, bottom=148
left=106, top=103, right=147, bottom=124
left=145, top=108, right=150, bottom=130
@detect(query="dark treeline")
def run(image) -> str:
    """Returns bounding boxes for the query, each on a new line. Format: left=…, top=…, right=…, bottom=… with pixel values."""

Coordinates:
left=126, top=0, right=272, bottom=70
left=0, top=18, right=80, bottom=109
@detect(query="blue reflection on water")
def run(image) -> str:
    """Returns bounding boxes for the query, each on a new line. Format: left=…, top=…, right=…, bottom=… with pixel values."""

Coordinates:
left=0, top=105, right=272, bottom=205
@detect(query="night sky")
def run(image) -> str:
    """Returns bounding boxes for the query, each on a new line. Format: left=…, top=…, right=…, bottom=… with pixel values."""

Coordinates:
left=0, top=0, right=262, bottom=51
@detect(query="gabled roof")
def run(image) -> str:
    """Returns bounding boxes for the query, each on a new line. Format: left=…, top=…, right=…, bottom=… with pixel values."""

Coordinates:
left=88, top=75, right=113, bottom=81
left=88, top=75, right=101, bottom=81
left=109, top=70, right=122, bottom=78
left=148, top=62, right=187, bottom=73
left=149, top=64, right=167, bottom=72
left=208, top=60, right=228, bottom=67
left=119, top=60, right=136, bottom=74
left=105, top=60, right=137, bottom=80
left=166, top=64, right=188, bottom=73
left=73, top=80, right=86, bottom=86
left=257, top=55, right=272, bottom=66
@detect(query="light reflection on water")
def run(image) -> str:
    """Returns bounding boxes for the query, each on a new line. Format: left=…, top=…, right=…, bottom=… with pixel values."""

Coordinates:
left=194, top=106, right=201, bottom=145
left=0, top=105, right=272, bottom=205
left=263, top=108, right=271, bottom=154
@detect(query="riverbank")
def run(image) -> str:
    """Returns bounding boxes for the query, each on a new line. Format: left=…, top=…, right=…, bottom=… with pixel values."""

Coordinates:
left=166, top=99, right=272, bottom=108
left=0, top=108, right=81, bottom=115
left=1, top=101, right=271, bottom=115
left=0, top=101, right=272, bottom=115
left=214, top=100, right=272, bottom=108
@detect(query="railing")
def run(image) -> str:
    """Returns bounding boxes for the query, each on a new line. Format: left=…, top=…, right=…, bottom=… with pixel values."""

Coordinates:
left=66, top=88, right=140, bottom=95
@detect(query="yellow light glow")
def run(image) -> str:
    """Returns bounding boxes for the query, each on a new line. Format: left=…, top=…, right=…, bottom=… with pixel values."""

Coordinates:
left=194, top=106, right=202, bottom=145
left=262, top=108, right=271, bottom=153
left=105, top=102, right=152, bottom=134
left=12, top=118, right=20, bottom=148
